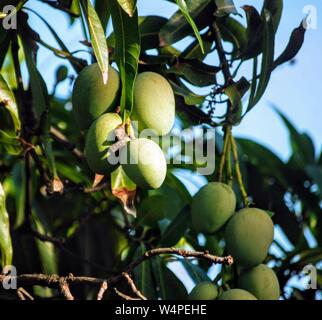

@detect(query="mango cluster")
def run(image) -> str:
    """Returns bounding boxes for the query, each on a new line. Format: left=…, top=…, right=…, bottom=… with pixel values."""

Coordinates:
left=189, top=183, right=280, bottom=300
left=72, top=64, right=175, bottom=189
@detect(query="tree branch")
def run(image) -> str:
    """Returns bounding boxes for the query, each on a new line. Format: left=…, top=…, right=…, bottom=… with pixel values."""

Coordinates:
left=0, top=248, right=233, bottom=300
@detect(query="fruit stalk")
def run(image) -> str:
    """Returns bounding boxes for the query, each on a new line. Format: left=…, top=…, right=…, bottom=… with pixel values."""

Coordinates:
left=230, top=135, right=249, bottom=207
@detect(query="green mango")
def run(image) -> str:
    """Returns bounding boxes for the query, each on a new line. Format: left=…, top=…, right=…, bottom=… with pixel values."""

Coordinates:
left=218, top=289, right=257, bottom=300
left=238, top=264, right=280, bottom=300
left=72, top=63, right=120, bottom=129
left=132, top=72, right=175, bottom=136
left=225, top=208, right=274, bottom=267
left=120, top=138, right=167, bottom=189
left=85, top=113, right=122, bottom=174
left=188, top=282, right=218, bottom=300
left=191, top=182, right=236, bottom=234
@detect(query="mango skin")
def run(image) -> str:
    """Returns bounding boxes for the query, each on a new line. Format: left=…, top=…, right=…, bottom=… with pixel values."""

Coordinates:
left=188, top=282, right=218, bottom=300
left=132, top=72, right=175, bottom=136
left=72, top=63, right=120, bottom=129
left=120, top=138, right=167, bottom=189
left=191, top=182, right=236, bottom=234
left=85, top=113, right=122, bottom=175
left=224, top=208, right=274, bottom=267
left=238, top=264, right=280, bottom=300
left=218, top=289, right=257, bottom=300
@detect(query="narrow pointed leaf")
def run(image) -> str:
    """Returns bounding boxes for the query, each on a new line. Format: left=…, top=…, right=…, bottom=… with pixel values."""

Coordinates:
left=175, top=0, right=204, bottom=53
left=81, top=0, right=109, bottom=83
left=0, top=73, right=21, bottom=131
left=273, top=20, right=306, bottom=69
left=215, top=0, right=238, bottom=17
left=117, top=0, right=136, bottom=17
left=109, top=0, right=140, bottom=114
left=0, top=182, right=13, bottom=267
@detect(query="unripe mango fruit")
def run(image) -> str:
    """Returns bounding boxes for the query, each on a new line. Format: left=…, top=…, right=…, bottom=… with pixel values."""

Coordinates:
left=72, top=63, right=120, bottom=128
left=238, top=264, right=280, bottom=300
left=224, top=208, right=274, bottom=267
left=132, top=72, right=175, bottom=136
left=85, top=113, right=122, bottom=175
left=120, top=138, right=167, bottom=189
left=188, top=282, right=218, bottom=300
left=218, top=289, right=257, bottom=300
left=191, top=182, right=236, bottom=234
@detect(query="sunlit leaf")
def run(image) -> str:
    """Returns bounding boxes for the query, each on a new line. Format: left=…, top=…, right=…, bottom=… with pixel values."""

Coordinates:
left=0, top=73, right=21, bottom=131
left=81, top=0, right=109, bottom=84
left=117, top=0, right=136, bottom=17
left=0, top=182, right=13, bottom=267
left=111, top=166, right=137, bottom=216
left=174, top=0, right=204, bottom=53
left=109, top=0, right=140, bottom=115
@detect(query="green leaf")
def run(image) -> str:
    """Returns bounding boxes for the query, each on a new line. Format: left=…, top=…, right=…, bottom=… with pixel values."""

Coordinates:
left=167, top=59, right=220, bottom=87
left=116, top=0, right=136, bottom=17
left=0, top=129, right=21, bottom=155
left=169, top=80, right=206, bottom=105
left=111, top=166, right=137, bottom=216
left=273, top=107, right=315, bottom=165
left=81, top=0, right=109, bottom=84
left=133, top=243, right=157, bottom=299
left=224, top=77, right=250, bottom=123
left=181, top=37, right=213, bottom=60
left=216, top=17, right=247, bottom=59
left=261, top=0, right=283, bottom=33
left=159, top=205, right=191, bottom=246
left=215, top=0, right=238, bottom=17
left=181, top=260, right=211, bottom=284
left=139, top=15, right=167, bottom=50
left=12, top=161, right=26, bottom=228
left=95, top=0, right=110, bottom=31
left=25, top=8, right=84, bottom=73
left=240, top=5, right=264, bottom=60
left=245, top=10, right=275, bottom=113
left=0, top=182, right=13, bottom=267
left=21, top=38, right=48, bottom=121
left=159, top=0, right=214, bottom=47
left=31, top=206, right=58, bottom=297
left=151, top=256, right=187, bottom=299
left=22, top=38, right=60, bottom=181
left=175, top=0, right=205, bottom=53
left=109, top=0, right=140, bottom=115
left=0, top=73, right=21, bottom=131
left=273, top=20, right=306, bottom=69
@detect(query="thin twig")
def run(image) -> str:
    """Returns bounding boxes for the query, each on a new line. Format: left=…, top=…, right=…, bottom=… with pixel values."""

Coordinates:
left=50, top=126, right=84, bottom=160
left=59, top=277, right=74, bottom=300
left=226, top=135, right=233, bottom=187
left=17, top=287, right=34, bottom=300
left=113, top=288, right=140, bottom=300
left=122, top=273, right=147, bottom=300
left=97, top=281, right=108, bottom=300
left=230, top=135, right=249, bottom=207
left=217, top=127, right=231, bottom=182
